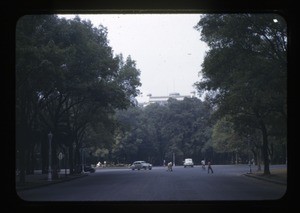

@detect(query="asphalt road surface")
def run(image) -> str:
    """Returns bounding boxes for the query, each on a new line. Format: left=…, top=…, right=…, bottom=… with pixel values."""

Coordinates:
left=16, top=164, right=286, bottom=202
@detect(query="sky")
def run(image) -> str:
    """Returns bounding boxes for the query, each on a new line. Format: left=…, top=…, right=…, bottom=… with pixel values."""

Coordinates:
left=58, top=14, right=209, bottom=103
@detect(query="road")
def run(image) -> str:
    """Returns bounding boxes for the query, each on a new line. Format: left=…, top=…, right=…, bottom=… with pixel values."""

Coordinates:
left=16, top=164, right=286, bottom=202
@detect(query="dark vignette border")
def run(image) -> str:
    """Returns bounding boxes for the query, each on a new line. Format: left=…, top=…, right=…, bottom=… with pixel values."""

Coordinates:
left=5, top=0, right=294, bottom=212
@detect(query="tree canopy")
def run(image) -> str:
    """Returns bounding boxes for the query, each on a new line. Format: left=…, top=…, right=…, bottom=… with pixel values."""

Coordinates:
left=16, top=15, right=141, bottom=181
left=113, top=97, right=214, bottom=165
left=194, top=14, right=287, bottom=174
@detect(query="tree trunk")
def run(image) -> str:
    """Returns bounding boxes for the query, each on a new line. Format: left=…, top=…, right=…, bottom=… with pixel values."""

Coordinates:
left=257, top=148, right=262, bottom=171
left=251, top=149, right=257, bottom=165
left=69, top=146, right=74, bottom=174
left=19, top=148, right=26, bottom=184
left=29, top=143, right=35, bottom=174
left=52, top=141, right=59, bottom=179
left=30, top=147, right=35, bottom=174
left=41, top=135, right=47, bottom=174
left=260, top=121, right=270, bottom=175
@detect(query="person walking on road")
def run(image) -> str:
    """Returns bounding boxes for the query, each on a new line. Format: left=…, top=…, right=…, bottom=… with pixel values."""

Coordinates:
left=207, top=161, right=213, bottom=174
left=201, top=159, right=206, bottom=170
left=167, top=162, right=173, bottom=171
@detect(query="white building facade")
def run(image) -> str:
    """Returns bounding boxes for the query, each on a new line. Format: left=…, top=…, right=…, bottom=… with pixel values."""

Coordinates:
left=139, top=92, right=196, bottom=107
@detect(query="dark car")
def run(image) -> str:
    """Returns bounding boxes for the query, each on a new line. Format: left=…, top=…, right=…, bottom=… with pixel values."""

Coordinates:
left=76, top=165, right=95, bottom=173
left=84, top=165, right=95, bottom=173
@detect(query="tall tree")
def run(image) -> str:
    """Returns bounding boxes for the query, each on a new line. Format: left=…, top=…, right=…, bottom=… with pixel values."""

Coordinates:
left=16, top=15, right=141, bottom=180
left=194, top=14, right=287, bottom=174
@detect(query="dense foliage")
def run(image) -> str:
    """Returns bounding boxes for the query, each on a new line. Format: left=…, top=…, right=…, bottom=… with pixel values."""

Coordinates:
left=113, top=97, right=214, bottom=166
left=16, top=15, right=141, bottom=182
left=194, top=14, right=287, bottom=174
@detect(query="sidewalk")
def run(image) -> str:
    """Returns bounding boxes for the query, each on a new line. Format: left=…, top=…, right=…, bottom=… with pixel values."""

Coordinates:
left=243, top=167, right=287, bottom=185
left=15, top=167, right=127, bottom=191
left=15, top=172, right=89, bottom=191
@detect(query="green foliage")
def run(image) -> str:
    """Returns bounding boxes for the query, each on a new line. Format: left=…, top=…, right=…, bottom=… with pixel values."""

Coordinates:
left=113, top=98, right=213, bottom=165
left=194, top=14, right=287, bottom=172
left=16, top=15, right=141, bottom=175
left=116, top=55, right=142, bottom=106
left=211, top=116, right=244, bottom=153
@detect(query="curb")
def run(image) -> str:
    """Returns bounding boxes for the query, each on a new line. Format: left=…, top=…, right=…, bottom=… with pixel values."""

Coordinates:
left=243, top=173, right=286, bottom=185
left=16, top=173, right=89, bottom=191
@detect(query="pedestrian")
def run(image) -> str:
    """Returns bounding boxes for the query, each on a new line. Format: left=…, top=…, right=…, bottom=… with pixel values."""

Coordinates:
left=167, top=162, right=173, bottom=171
left=201, top=159, right=206, bottom=170
left=207, top=161, right=213, bottom=174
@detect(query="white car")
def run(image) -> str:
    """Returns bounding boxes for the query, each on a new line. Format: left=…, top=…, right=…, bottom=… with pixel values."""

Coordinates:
left=130, top=161, right=152, bottom=170
left=183, top=158, right=194, bottom=168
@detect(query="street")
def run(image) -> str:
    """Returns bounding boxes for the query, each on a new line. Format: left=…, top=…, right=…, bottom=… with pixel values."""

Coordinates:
left=16, top=164, right=286, bottom=201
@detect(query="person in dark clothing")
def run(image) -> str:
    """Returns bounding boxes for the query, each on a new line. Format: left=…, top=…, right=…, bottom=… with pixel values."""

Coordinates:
left=207, top=161, right=213, bottom=174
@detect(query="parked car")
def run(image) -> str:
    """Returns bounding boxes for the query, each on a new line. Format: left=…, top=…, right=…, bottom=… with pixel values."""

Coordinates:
left=75, top=164, right=95, bottom=173
left=76, top=165, right=95, bottom=173
left=183, top=158, right=194, bottom=168
left=130, top=161, right=152, bottom=170
left=84, top=165, right=96, bottom=173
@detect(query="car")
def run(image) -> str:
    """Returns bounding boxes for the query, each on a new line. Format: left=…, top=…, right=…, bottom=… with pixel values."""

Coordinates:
left=130, top=161, right=152, bottom=170
left=183, top=158, right=194, bottom=168
left=84, top=165, right=96, bottom=173
left=75, top=165, right=96, bottom=173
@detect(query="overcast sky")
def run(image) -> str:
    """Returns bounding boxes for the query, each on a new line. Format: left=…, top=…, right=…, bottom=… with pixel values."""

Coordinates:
left=58, top=14, right=208, bottom=103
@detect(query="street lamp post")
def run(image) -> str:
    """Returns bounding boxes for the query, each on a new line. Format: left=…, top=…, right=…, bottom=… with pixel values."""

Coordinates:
left=48, top=131, right=53, bottom=181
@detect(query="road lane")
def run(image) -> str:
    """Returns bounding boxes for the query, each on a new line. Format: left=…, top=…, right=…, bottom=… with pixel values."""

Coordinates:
left=17, top=165, right=286, bottom=201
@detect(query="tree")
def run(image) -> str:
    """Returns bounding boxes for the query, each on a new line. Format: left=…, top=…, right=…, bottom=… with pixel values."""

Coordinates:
left=113, top=97, right=213, bottom=165
left=194, top=14, right=287, bottom=174
left=16, top=15, right=63, bottom=182
left=160, top=98, right=213, bottom=164
left=211, top=116, right=248, bottom=164
left=16, top=15, right=141, bottom=181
